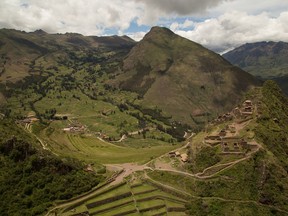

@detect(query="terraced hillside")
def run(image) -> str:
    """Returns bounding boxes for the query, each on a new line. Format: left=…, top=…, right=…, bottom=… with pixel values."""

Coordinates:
left=45, top=81, right=288, bottom=216
left=0, top=27, right=287, bottom=216
left=54, top=179, right=187, bottom=216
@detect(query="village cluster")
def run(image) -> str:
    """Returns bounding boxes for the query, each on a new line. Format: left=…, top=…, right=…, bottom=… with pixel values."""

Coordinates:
left=212, top=99, right=254, bottom=124
left=168, top=99, right=258, bottom=164
left=168, top=151, right=188, bottom=162
left=205, top=99, right=257, bottom=154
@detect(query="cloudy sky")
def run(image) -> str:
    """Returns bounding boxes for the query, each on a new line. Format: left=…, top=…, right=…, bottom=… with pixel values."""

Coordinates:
left=1, top=0, right=288, bottom=53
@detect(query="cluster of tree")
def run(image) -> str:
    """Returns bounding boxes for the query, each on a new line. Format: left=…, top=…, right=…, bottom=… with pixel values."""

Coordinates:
left=255, top=80, right=288, bottom=171
left=156, top=122, right=189, bottom=142
left=41, top=108, right=57, bottom=120
left=128, top=103, right=172, bottom=125
left=59, top=74, right=76, bottom=91
left=0, top=120, right=103, bottom=215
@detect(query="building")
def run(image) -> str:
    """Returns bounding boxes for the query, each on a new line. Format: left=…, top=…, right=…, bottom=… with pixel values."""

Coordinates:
left=243, top=100, right=252, bottom=106
left=219, top=129, right=226, bottom=137
left=204, top=135, right=221, bottom=141
left=180, top=153, right=188, bottom=162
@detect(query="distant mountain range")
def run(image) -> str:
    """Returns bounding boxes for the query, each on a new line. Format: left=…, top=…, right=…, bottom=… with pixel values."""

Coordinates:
left=223, top=41, right=288, bottom=94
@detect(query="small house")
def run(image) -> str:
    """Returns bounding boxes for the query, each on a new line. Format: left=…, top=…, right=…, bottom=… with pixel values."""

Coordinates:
left=169, top=151, right=176, bottom=157
left=180, top=153, right=188, bottom=162
left=244, top=100, right=252, bottom=107
left=219, top=129, right=226, bottom=137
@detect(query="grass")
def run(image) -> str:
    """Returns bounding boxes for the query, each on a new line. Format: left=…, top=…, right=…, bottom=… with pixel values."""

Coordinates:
left=61, top=205, right=87, bottom=216
left=167, top=212, right=187, bottom=216
left=165, top=200, right=186, bottom=208
left=43, top=132, right=179, bottom=164
left=137, top=199, right=165, bottom=209
left=131, top=184, right=156, bottom=194
left=86, top=184, right=130, bottom=203
left=97, top=203, right=136, bottom=216
left=142, top=208, right=167, bottom=216
left=88, top=197, right=134, bottom=213
left=186, top=198, right=284, bottom=216
left=58, top=180, right=188, bottom=216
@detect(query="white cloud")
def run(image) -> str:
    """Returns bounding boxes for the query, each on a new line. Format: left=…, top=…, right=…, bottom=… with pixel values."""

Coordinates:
left=126, top=31, right=148, bottom=41
left=0, top=0, right=229, bottom=35
left=1, top=0, right=288, bottom=53
left=170, top=19, right=194, bottom=31
left=174, top=11, right=288, bottom=53
left=0, top=0, right=141, bottom=35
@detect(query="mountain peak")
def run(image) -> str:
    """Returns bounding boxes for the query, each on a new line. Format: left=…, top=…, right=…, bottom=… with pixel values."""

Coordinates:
left=143, top=26, right=176, bottom=41
left=33, top=29, right=47, bottom=35
left=113, top=27, right=259, bottom=125
left=149, top=26, right=174, bottom=34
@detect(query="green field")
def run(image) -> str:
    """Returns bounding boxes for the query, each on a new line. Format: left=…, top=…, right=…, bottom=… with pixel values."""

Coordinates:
left=42, top=131, right=180, bottom=164
left=58, top=179, right=187, bottom=216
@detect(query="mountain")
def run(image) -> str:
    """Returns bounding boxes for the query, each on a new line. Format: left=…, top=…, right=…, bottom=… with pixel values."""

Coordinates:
left=0, top=27, right=288, bottom=216
left=223, top=41, right=288, bottom=94
left=0, top=28, right=135, bottom=84
left=0, top=29, right=135, bottom=105
left=112, top=27, right=260, bottom=126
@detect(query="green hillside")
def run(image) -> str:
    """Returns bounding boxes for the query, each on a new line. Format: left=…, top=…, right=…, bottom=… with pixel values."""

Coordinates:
left=112, top=27, right=260, bottom=126
left=0, top=28, right=135, bottom=86
left=0, top=119, right=103, bottom=215
left=146, top=81, right=288, bottom=215
left=0, top=28, right=287, bottom=216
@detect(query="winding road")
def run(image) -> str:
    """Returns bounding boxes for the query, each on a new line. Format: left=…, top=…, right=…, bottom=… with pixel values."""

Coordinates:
left=44, top=112, right=288, bottom=215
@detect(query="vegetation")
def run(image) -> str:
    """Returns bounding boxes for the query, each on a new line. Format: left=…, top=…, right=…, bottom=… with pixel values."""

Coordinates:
left=56, top=179, right=186, bottom=216
left=0, top=120, right=103, bottom=215
left=186, top=199, right=285, bottom=216
left=188, top=146, right=221, bottom=173
left=0, top=28, right=287, bottom=216
left=255, top=81, right=288, bottom=170
left=223, top=41, right=288, bottom=95
left=112, top=26, right=259, bottom=126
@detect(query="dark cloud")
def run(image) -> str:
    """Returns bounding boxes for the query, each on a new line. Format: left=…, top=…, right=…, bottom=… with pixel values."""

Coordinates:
left=135, top=0, right=228, bottom=15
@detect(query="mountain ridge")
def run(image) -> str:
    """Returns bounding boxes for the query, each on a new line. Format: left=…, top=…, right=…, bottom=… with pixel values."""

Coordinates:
left=112, top=26, right=260, bottom=126
left=0, top=27, right=287, bottom=216
left=0, top=28, right=135, bottom=85
left=223, top=41, right=288, bottom=94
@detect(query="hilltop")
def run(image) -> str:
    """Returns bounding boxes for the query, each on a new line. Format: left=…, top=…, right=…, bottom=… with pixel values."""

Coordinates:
left=223, top=41, right=288, bottom=94
left=112, top=27, right=260, bottom=126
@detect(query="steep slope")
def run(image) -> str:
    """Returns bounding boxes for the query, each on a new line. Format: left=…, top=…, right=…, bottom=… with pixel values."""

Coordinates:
left=147, top=81, right=288, bottom=215
left=0, top=28, right=136, bottom=104
left=113, top=27, right=260, bottom=126
left=256, top=80, right=288, bottom=169
left=223, top=41, right=288, bottom=94
left=0, top=119, right=103, bottom=215
left=0, top=29, right=135, bottom=83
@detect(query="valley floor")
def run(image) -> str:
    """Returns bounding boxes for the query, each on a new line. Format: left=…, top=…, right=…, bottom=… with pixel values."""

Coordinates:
left=43, top=104, right=288, bottom=216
